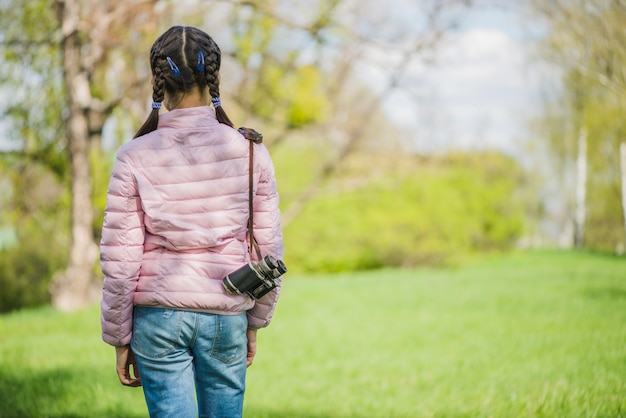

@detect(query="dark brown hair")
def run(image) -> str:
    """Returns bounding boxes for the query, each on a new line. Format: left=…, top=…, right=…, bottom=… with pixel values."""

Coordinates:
left=134, top=26, right=234, bottom=138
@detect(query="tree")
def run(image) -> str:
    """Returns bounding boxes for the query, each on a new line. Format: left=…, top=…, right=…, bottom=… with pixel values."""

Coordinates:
left=1, top=0, right=172, bottom=310
left=621, top=142, right=626, bottom=252
left=52, top=0, right=186, bottom=310
left=531, top=0, right=626, bottom=251
left=574, top=127, right=587, bottom=246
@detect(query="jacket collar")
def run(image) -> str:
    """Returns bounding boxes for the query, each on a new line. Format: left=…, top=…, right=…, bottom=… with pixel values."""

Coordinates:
left=157, top=106, right=219, bottom=130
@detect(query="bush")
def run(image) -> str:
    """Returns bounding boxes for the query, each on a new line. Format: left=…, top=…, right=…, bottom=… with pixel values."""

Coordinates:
left=0, top=223, right=68, bottom=313
left=282, top=151, right=530, bottom=273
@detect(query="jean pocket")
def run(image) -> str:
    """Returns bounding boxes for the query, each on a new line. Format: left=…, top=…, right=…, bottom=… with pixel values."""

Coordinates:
left=210, top=313, right=247, bottom=364
left=132, top=307, right=181, bottom=358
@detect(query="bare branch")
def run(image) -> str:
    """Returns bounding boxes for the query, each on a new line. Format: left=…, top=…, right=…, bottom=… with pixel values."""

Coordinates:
left=280, top=0, right=473, bottom=226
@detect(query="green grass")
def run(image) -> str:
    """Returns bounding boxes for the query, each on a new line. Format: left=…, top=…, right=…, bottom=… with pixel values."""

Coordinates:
left=1, top=250, right=625, bottom=417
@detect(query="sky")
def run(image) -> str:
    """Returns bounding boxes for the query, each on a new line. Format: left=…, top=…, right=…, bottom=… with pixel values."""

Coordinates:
left=377, top=2, right=553, bottom=156
left=372, top=1, right=570, bottom=244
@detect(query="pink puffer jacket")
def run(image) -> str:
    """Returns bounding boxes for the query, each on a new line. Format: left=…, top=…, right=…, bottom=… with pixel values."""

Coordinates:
left=100, top=106, right=284, bottom=347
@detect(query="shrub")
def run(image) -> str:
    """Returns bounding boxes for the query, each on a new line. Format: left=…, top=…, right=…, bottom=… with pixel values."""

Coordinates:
left=0, top=224, right=68, bottom=313
left=282, top=151, right=530, bottom=273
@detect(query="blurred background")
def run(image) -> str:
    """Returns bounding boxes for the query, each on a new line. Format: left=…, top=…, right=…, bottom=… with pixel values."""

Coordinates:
left=0, top=0, right=625, bottom=312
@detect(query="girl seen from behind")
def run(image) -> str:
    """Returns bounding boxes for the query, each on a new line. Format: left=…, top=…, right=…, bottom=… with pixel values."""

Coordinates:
left=100, top=25, right=285, bottom=418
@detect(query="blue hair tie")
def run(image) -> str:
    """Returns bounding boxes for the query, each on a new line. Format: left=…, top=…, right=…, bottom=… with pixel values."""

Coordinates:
left=197, top=50, right=205, bottom=72
left=152, top=102, right=162, bottom=110
left=166, top=56, right=181, bottom=76
left=211, top=97, right=221, bottom=108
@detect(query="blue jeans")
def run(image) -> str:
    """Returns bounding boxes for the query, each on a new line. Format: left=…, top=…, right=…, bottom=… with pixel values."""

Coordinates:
left=131, top=307, right=248, bottom=418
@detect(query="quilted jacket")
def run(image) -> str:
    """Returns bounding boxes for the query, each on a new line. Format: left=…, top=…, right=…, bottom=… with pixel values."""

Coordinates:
left=100, top=106, right=284, bottom=347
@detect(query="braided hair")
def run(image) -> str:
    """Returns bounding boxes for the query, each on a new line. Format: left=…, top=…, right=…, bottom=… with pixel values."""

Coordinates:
left=134, top=26, right=236, bottom=138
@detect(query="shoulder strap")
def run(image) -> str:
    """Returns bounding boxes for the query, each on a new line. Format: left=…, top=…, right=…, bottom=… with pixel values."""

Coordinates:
left=239, top=127, right=263, bottom=261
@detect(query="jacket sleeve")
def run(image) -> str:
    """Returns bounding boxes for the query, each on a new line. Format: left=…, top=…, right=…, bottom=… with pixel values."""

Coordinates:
left=247, top=144, right=284, bottom=330
left=100, top=150, right=145, bottom=347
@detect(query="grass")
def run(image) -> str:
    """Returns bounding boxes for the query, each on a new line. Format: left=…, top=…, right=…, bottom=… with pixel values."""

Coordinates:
left=0, top=250, right=625, bottom=417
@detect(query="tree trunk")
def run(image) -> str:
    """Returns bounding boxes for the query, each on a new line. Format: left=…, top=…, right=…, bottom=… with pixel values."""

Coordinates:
left=50, top=0, right=100, bottom=310
left=574, top=127, right=587, bottom=247
left=619, top=142, right=626, bottom=253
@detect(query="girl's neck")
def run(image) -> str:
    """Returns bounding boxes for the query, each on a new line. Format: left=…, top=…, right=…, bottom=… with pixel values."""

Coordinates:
left=165, top=86, right=207, bottom=110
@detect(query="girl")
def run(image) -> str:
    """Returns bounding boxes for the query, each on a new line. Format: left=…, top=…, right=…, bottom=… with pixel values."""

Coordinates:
left=100, top=26, right=284, bottom=418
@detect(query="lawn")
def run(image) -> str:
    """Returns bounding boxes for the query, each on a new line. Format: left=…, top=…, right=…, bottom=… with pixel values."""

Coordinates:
left=0, top=250, right=625, bottom=417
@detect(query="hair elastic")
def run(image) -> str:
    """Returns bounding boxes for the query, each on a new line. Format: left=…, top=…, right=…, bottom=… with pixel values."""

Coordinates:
left=197, top=50, right=205, bottom=72
left=152, top=102, right=162, bottom=110
left=211, top=97, right=221, bottom=108
left=166, top=56, right=181, bottom=76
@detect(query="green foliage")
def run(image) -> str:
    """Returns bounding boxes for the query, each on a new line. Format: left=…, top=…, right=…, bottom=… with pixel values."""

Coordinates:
left=90, top=147, right=115, bottom=242
left=585, top=182, right=624, bottom=252
left=583, top=101, right=626, bottom=251
left=0, top=0, right=60, bottom=61
left=271, top=131, right=333, bottom=208
left=284, top=65, right=328, bottom=127
left=0, top=0, right=65, bottom=154
left=0, top=220, right=68, bottom=313
left=239, top=61, right=328, bottom=128
left=0, top=251, right=624, bottom=417
left=231, top=5, right=328, bottom=128
left=282, top=151, right=528, bottom=273
left=0, top=158, right=69, bottom=313
left=0, top=0, right=69, bottom=305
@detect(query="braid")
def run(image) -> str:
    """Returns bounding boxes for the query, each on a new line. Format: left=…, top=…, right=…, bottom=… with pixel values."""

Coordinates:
left=134, top=37, right=164, bottom=138
left=204, top=52, right=220, bottom=100
left=152, top=59, right=167, bottom=103
left=205, top=69, right=234, bottom=128
left=134, top=52, right=169, bottom=138
left=192, top=30, right=235, bottom=128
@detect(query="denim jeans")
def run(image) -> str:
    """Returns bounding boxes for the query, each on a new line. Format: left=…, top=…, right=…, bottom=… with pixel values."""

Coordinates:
left=131, top=307, right=248, bottom=418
